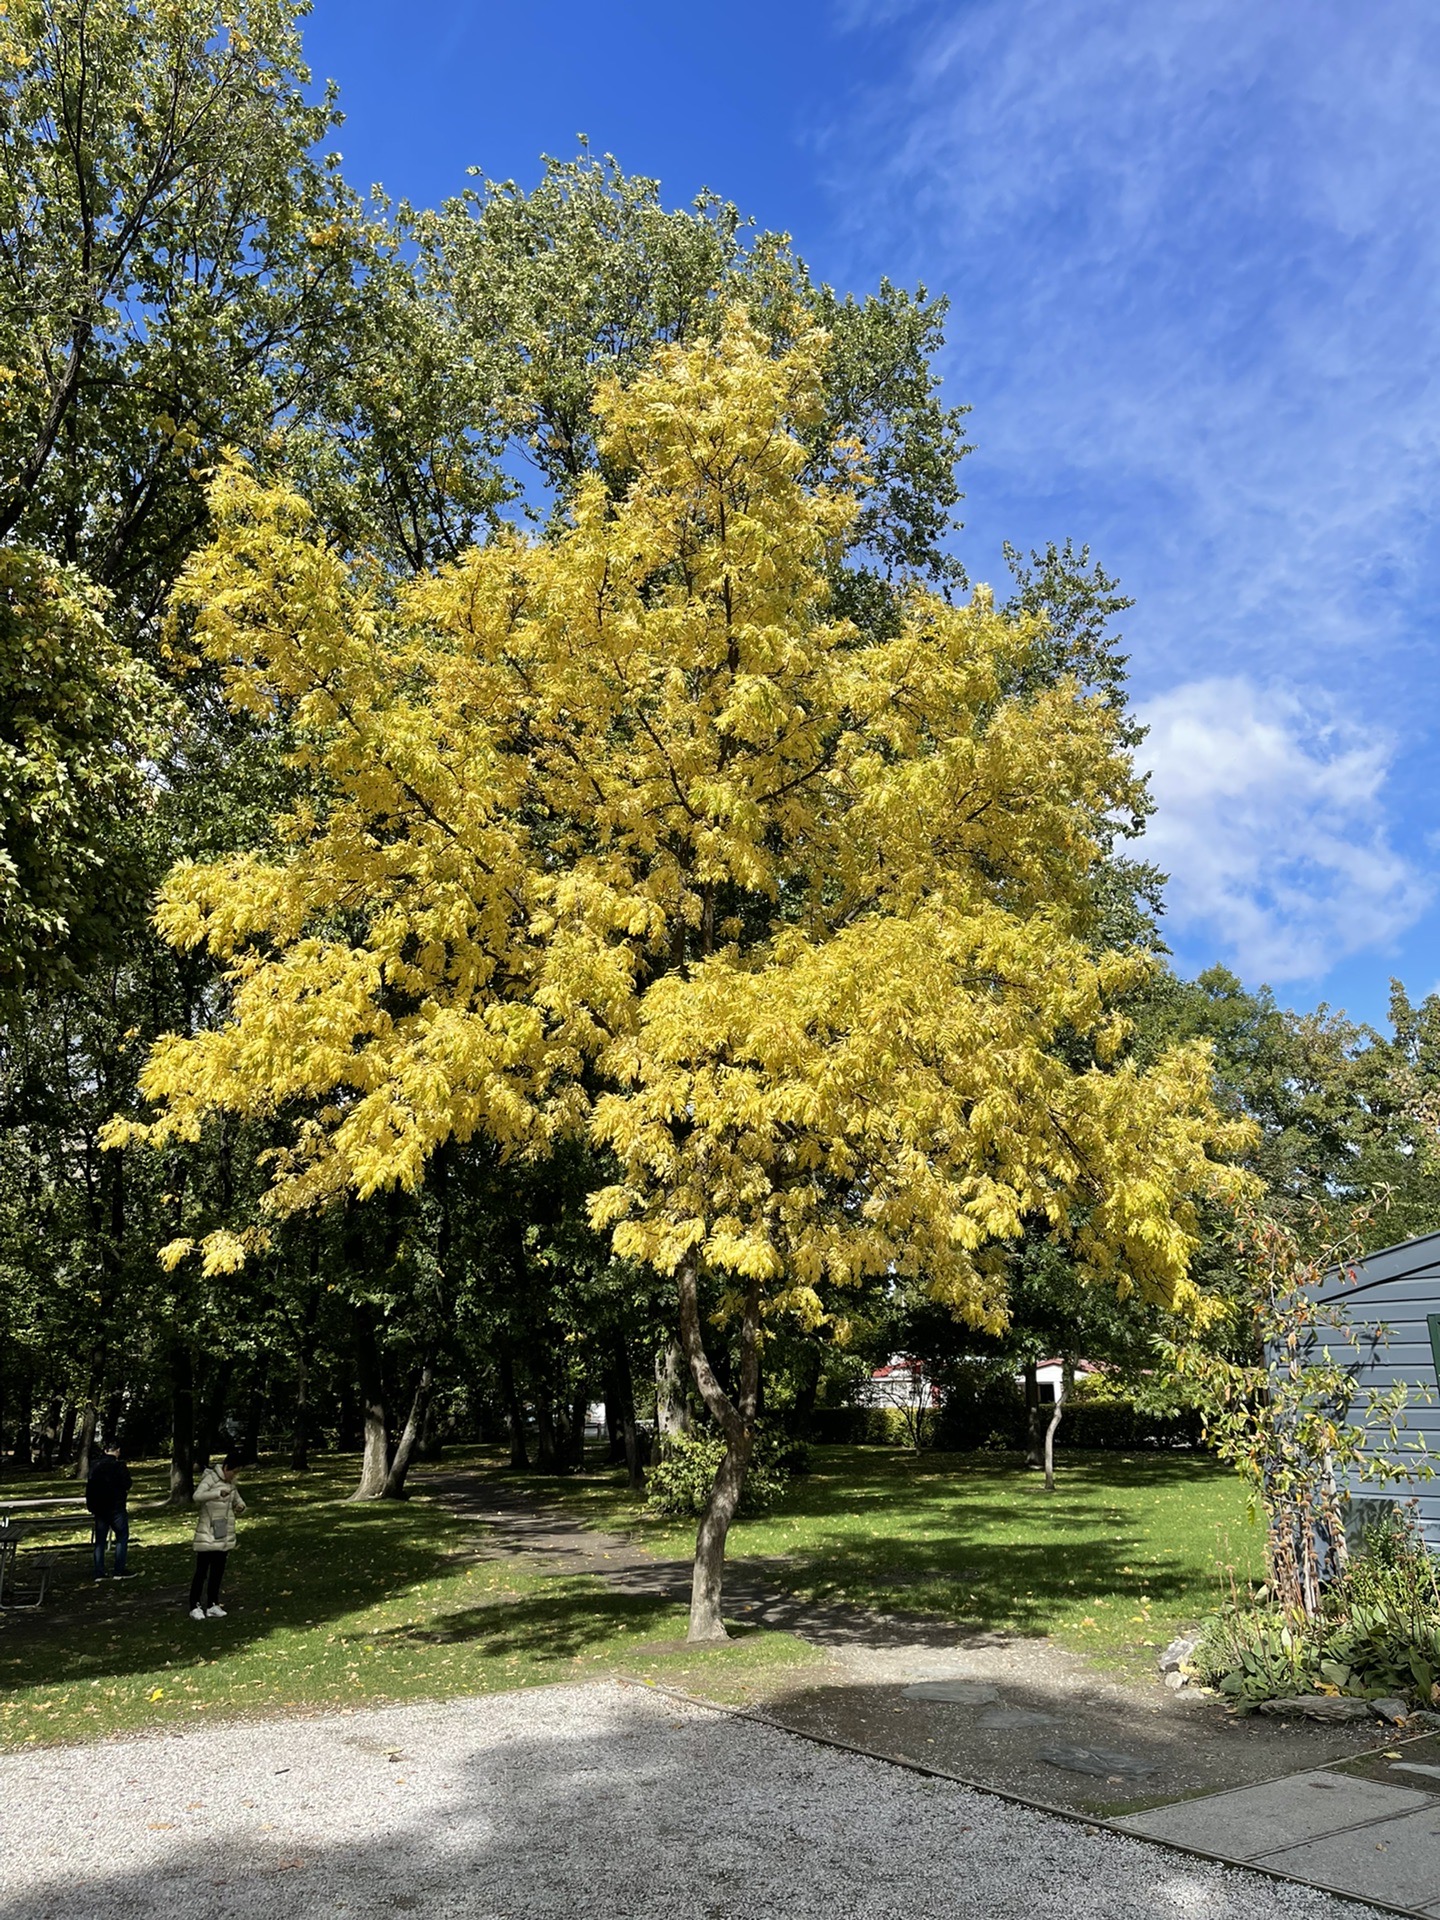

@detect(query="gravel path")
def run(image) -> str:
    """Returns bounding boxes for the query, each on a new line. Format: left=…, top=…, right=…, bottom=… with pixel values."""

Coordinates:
left=0, top=1681, right=1376, bottom=1920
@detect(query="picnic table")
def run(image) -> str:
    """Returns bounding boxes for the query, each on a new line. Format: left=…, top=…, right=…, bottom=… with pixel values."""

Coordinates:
left=0, top=1500, right=91, bottom=1609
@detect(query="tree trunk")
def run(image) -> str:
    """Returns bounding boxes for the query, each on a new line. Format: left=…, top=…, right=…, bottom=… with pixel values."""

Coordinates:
left=569, top=1394, right=587, bottom=1470
left=169, top=1341, right=195, bottom=1501
left=791, top=1344, right=823, bottom=1441
left=678, top=1258, right=761, bottom=1643
left=195, top=1356, right=235, bottom=1471
left=608, top=1336, right=645, bottom=1492
left=292, top=1242, right=322, bottom=1470
left=239, top=1373, right=266, bottom=1466
left=382, top=1350, right=436, bottom=1499
left=417, top=1391, right=444, bottom=1462
left=350, top=1305, right=389, bottom=1500
left=11, top=1377, right=33, bottom=1467
left=535, top=1397, right=560, bottom=1473
left=497, top=1343, right=528, bottom=1468
left=604, top=1386, right=624, bottom=1464
left=291, top=1347, right=311, bottom=1471
left=1024, top=1362, right=1044, bottom=1470
left=654, top=1338, right=689, bottom=1462
left=72, top=1396, right=99, bottom=1483
left=37, top=1396, right=61, bottom=1470
left=1043, top=1390, right=1063, bottom=1492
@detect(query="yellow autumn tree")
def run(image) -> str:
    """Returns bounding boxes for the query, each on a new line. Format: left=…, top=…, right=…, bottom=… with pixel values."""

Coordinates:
left=112, top=312, right=1252, bottom=1637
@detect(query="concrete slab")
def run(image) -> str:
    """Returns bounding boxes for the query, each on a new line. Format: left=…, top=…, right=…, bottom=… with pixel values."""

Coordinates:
left=1116, top=1770, right=1431, bottom=1860
left=1257, top=1803, right=1440, bottom=1910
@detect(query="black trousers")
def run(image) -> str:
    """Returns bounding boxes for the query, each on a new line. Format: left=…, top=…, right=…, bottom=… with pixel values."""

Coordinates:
left=189, top=1550, right=228, bottom=1608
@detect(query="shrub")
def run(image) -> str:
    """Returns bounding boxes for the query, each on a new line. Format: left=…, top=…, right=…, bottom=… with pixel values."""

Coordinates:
left=932, top=1364, right=1026, bottom=1451
left=645, top=1428, right=808, bottom=1518
left=1059, top=1402, right=1203, bottom=1450
left=808, top=1407, right=913, bottom=1446
left=932, top=1366, right=1202, bottom=1452
left=1192, top=1510, right=1440, bottom=1708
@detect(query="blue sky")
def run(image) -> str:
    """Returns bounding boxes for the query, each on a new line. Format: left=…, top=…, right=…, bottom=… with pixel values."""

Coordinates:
left=305, top=0, right=1440, bottom=1025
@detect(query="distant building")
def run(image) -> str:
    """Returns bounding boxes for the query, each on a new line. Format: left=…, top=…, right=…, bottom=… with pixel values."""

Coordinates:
left=863, top=1357, right=940, bottom=1411
left=1027, top=1358, right=1102, bottom=1403
left=863, top=1355, right=1103, bottom=1409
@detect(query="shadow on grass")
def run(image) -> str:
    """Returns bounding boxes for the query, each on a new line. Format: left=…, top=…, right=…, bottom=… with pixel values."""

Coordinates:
left=365, top=1585, right=674, bottom=1661
left=0, top=1454, right=503, bottom=1697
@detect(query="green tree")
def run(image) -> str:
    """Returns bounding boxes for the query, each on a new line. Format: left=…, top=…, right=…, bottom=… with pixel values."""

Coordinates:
left=0, top=549, right=168, bottom=995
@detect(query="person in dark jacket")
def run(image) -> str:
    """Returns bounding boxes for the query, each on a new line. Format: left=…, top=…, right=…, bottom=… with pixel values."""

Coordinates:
left=85, top=1442, right=133, bottom=1581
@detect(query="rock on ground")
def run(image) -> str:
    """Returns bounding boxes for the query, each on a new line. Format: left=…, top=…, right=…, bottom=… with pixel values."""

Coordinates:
left=0, top=1681, right=1378, bottom=1920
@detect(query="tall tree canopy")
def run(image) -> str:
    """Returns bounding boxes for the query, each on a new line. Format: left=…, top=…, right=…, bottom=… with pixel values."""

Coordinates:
left=116, top=316, right=1249, bottom=1633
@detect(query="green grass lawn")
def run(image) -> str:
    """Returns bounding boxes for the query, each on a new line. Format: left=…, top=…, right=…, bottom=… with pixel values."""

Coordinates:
left=1, top=1443, right=1261, bottom=1749
left=0, top=1453, right=818, bottom=1750
left=507, top=1444, right=1264, bottom=1674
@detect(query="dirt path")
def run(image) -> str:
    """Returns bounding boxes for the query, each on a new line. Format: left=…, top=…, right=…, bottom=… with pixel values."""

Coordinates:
left=419, top=1467, right=1399, bottom=1819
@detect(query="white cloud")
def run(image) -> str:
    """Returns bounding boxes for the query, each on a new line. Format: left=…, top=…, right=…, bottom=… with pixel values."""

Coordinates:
left=1137, top=677, right=1431, bottom=982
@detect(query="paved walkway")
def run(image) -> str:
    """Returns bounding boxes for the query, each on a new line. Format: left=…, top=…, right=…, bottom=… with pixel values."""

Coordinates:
left=421, top=1468, right=1440, bottom=1914
left=0, top=1681, right=1374, bottom=1920
left=1119, top=1754, right=1440, bottom=1914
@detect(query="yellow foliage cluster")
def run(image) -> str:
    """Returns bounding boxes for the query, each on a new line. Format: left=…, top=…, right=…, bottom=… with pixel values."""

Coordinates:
left=110, top=312, right=1253, bottom=1326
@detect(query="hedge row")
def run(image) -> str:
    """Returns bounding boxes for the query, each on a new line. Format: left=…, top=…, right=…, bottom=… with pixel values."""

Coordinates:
left=806, top=1397, right=1203, bottom=1452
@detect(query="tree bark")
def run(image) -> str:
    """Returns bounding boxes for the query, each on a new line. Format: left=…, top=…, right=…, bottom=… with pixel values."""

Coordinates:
left=497, top=1342, right=528, bottom=1468
left=350, top=1305, right=389, bottom=1500
left=291, top=1347, right=311, bottom=1472
left=569, top=1394, right=587, bottom=1470
left=1043, top=1387, right=1063, bottom=1492
left=72, top=1396, right=99, bottom=1483
left=292, top=1241, right=322, bottom=1470
left=56, top=1400, right=78, bottom=1467
left=382, top=1349, right=436, bottom=1499
left=37, top=1396, right=61, bottom=1470
left=654, top=1338, right=689, bottom=1461
left=336, top=1380, right=361, bottom=1453
left=535, top=1397, right=560, bottom=1473
left=678, top=1257, right=761, bottom=1642
left=239, top=1373, right=266, bottom=1466
left=169, top=1341, right=195, bottom=1501
left=11, top=1377, right=33, bottom=1467
left=417, top=1391, right=443, bottom=1462
left=604, top=1385, right=624, bottom=1464
left=1024, top=1362, right=1044, bottom=1470
left=608, top=1335, right=645, bottom=1492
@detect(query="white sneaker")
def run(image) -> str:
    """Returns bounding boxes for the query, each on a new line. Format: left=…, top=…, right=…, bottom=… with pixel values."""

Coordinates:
left=189, top=1605, right=206, bottom=1621
left=204, top=1604, right=227, bottom=1618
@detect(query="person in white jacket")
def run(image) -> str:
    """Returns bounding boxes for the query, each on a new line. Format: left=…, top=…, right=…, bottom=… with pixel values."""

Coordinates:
left=188, top=1452, right=246, bottom=1620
